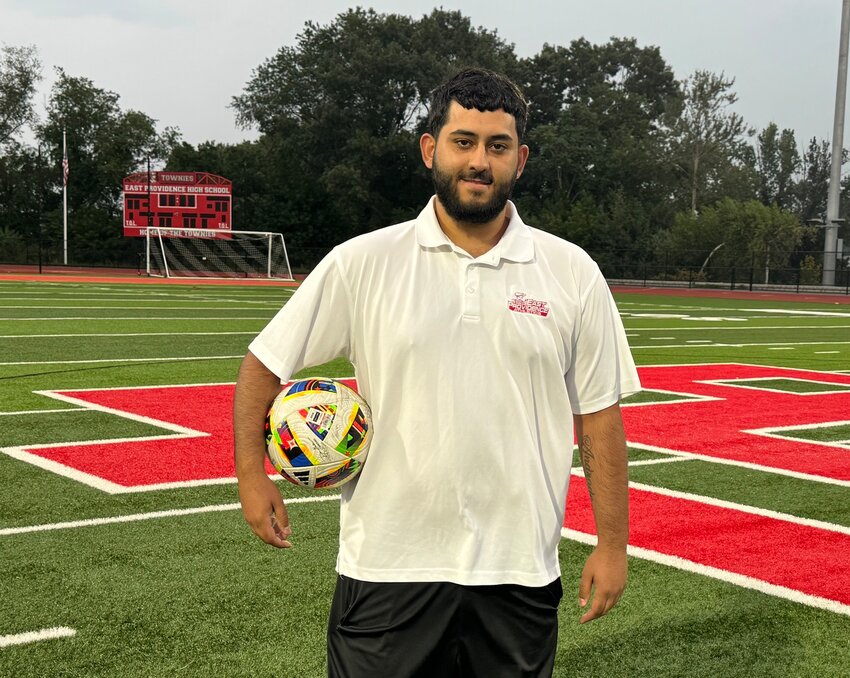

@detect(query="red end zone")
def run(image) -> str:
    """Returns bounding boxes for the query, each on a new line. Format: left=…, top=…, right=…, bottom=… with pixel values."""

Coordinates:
left=5, top=365, right=850, bottom=611
left=30, top=383, right=242, bottom=489
left=19, top=364, right=850, bottom=491
left=623, top=363, right=850, bottom=481
left=13, top=378, right=358, bottom=491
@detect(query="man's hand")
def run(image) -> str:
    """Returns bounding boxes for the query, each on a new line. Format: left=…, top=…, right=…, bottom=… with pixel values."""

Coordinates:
left=574, top=403, right=629, bottom=623
left=233, top=351, right=290, bottom=548
left=238, top=472, right=292, bottom=548
left=578, top=544, right=627, bottom=623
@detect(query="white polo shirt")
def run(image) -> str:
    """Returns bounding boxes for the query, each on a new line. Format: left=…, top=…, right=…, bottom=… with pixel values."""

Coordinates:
left=249, top=197, right=640, bottom=587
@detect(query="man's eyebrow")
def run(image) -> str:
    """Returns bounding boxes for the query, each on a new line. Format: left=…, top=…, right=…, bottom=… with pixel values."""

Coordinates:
left=448, top=129, right=514, bottom=143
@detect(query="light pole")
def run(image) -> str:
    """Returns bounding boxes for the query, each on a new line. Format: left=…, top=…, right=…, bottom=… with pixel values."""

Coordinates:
left=823, top=0, right=850, bottom=285
left=811, top=217, right=846, bottom=283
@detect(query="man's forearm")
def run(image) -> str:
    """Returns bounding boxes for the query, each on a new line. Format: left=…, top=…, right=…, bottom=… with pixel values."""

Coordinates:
left=233, top=351, right=283, bottom=478
left=574, top=403, right=629, bottom=550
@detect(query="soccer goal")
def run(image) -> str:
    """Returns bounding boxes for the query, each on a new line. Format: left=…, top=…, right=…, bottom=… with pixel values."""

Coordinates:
left=145, top=228, right=294, bottom=281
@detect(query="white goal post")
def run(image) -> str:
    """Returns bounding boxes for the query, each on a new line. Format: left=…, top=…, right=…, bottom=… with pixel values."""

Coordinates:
left=145, top=228, right=294, bottom=281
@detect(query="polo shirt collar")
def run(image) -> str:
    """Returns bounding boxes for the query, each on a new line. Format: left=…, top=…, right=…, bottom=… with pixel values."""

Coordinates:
left=415, top=196, right=535, bottom=263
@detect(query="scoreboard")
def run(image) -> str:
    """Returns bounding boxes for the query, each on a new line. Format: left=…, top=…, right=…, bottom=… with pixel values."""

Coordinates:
left=123, top=171, right=232, bottom=237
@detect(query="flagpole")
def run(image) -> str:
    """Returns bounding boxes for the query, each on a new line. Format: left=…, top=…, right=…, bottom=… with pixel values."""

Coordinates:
left=62, top=127, right=68, bottom=265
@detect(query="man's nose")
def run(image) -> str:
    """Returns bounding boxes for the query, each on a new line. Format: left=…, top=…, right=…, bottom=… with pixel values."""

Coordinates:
left=467, top=144, right=490, bottom=172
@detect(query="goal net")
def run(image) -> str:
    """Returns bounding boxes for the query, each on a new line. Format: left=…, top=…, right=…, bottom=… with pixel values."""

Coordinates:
left=145, top=228, right=294, bottom=280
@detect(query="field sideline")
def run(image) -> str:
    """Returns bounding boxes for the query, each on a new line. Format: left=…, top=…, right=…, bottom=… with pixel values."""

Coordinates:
left=1, top=277, right=849, bottom=677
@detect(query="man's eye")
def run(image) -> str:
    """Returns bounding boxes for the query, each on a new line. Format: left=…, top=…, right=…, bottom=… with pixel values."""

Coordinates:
left=491, top=144, right=507, bottom=152
left=456, top=139, right=472, bottom=148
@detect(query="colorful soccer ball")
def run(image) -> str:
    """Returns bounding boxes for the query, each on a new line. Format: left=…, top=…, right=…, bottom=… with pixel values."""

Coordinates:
left=265, top=378, right=371, bottom=490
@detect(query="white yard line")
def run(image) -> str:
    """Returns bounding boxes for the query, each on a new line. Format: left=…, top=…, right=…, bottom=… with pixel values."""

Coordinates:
left=0, top=289, right=283, bottom=298
left=562, top=529, right=850, bottom=617
left=698, top=376, right=850, bottom=396
left=622, top=325, right=850, bottom=331
left=751, top=309, right=850, bottom=318
left=1, top=445, right=218, bottom=494
left=627, top=456, right=694, bottom=467
left=0, top=299, right=280, bottom=306
left=617, top=303, right=745, bottom=311
left=2, top=485, right=847, bottom=617
left=39, top=382, right=236, bottom=392
left=631, top=477, right=850, bottom=535
left=0, top=494, right=340, bottom=536
left=0, top=355, right=243, bottom=366
left=742, top=420, right=850, bottom=451
left=2, top=382, right=346, bottom=495
left=624, top=442, right=850, bottom=488
left=622, top=313, right=745, bottom=321
left=0, top=295, right=285, bottom=304
left=621, top=388, right=721, bottom=407
left=618, top=302, right=850, bottom=317
left=0, top=332, right=256, bottom=339
left=0, top=408, right=79, bottom=416
left=571, top=467, right=850, bottom=534
left=631, top=341, right=850, bottom=349
left=7, top=470, right=848, bottom=539
left=0, top=305, right=277, bottom=310
left=0, top=387, right=217, bottom=492
left=0, top=627, right=77, bottom=648
left=0, top=317, right=272, bottom=322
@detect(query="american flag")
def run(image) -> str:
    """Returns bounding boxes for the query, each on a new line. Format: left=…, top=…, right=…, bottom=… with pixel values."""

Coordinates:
left=62, top=147, right=69, bottom=186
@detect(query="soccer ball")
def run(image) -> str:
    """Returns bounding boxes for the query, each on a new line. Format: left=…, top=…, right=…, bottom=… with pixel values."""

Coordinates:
left=265, top=378, right=372, bottom=489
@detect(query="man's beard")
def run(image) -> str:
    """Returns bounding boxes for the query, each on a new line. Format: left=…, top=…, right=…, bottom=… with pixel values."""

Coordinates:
left=431, top=156, right=517, bottom=225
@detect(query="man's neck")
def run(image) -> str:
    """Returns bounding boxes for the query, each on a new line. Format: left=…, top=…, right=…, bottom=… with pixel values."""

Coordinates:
left=433, top=199, right=510, bottom=259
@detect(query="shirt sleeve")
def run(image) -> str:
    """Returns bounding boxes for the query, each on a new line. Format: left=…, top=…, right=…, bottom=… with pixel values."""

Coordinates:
left=248, top=248, right=352, bottom=381
left=565, top=269, right=641, bottom=414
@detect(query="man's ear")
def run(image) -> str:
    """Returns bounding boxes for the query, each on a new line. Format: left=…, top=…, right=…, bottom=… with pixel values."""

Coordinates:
left=420, top=133, right=436, bottom=169
left=515, top=144, right=530, bottom=179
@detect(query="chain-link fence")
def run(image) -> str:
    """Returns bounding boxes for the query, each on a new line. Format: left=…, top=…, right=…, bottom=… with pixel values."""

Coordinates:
left=596, top=249, right=850, bottom=295
left=3, top=231, right=848, bottom=295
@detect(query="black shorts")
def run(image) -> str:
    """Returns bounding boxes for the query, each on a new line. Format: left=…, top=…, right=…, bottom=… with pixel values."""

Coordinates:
left=327, top=575, right=562, bottom=678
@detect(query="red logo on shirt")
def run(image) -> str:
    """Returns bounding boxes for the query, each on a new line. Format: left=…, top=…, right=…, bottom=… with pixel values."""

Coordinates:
left=507, top=292, right=550, bottom=317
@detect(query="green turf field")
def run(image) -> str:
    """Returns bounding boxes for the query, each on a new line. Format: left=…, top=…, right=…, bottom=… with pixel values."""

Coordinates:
left=1, top=280, right=849, bottom=677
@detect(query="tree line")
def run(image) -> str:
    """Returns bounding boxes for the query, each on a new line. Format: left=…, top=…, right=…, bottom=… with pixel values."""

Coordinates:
left=1, top=8, right=847, bottom=282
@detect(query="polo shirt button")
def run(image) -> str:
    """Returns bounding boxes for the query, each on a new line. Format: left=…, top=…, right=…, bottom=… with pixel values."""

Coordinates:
left=466, top=286, right=475, bottom=294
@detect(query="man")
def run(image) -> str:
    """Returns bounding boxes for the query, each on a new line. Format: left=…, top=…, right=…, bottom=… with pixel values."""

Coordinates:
left=234, top=68, right=640, bottom=677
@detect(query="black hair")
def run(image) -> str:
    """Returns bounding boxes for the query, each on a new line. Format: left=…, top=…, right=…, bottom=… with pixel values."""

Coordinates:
left=426, top=67, right=529, bottom=142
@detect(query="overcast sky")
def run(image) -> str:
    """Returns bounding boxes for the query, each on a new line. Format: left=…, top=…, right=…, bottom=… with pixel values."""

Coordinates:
left=2, top=0, right=847, bottom=152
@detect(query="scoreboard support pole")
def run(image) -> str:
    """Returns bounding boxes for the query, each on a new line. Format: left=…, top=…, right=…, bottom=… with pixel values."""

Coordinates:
left=145, top=231, right=151, bottom=276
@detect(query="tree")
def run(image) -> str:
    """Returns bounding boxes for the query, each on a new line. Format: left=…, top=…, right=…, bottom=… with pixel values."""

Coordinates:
left=233, top=8, right=517, bottom=138
left=656, top=198, right=805, bottom=281
left=755, top=123, right=799, bottom=209
left=0, top=44, right=41, bottom=148
left=0, top=140, right=52, bottom=255
left=666, top=71, right=755, bottom=213
left=519, top=37, right=679, bottom=200
left=793, top=138, right=850, bottom=265
left=515, top=37, right=680, bottom=261
left=41, top=70, right=173, bottom=209
left=36, top=69, right=179, bottom=264
left=166, top=139, right=281, bottom=234
left=795, top=137, right=833, bottom=225
left=230, top=8, right=521, bottom=255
